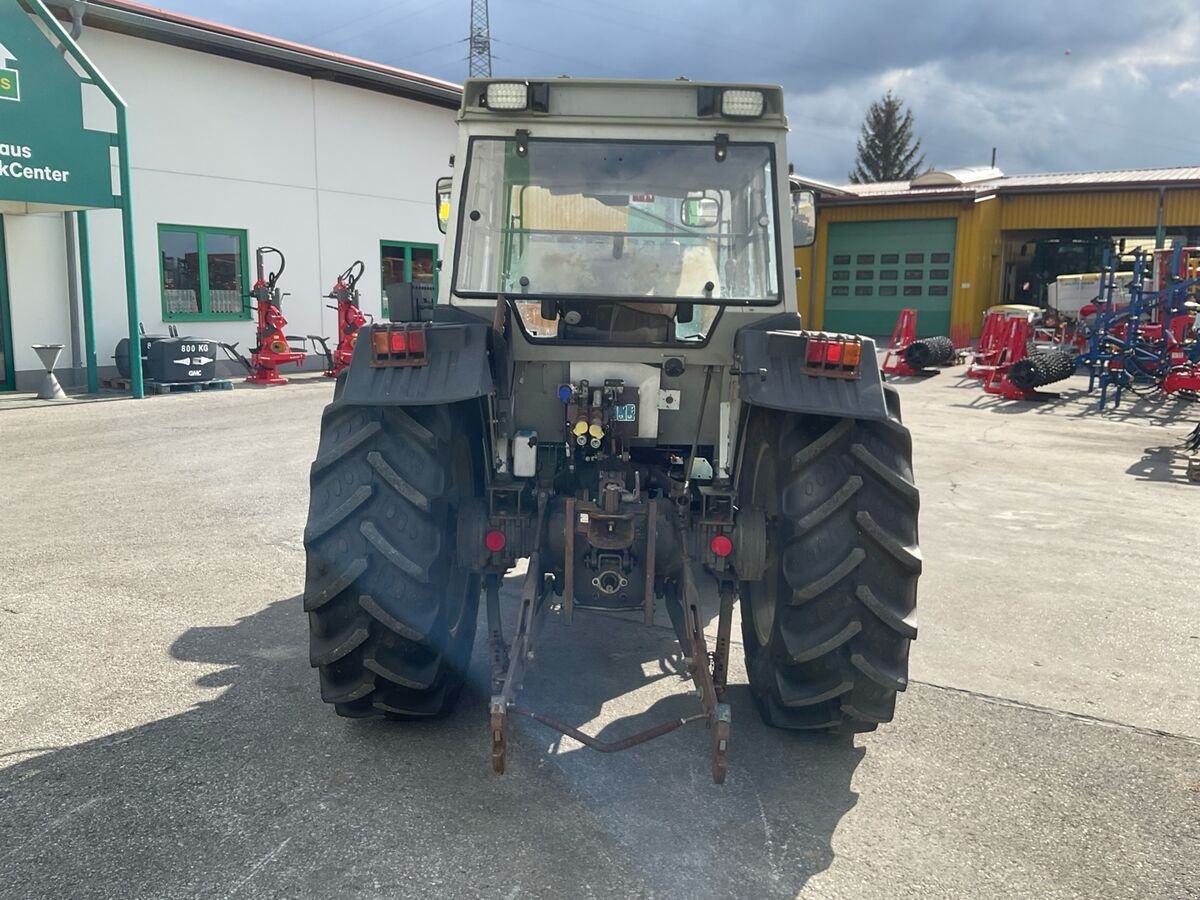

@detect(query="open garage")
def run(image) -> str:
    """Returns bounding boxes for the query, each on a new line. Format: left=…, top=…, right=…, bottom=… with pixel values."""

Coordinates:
left=794, top=166, right=1200, bottom=338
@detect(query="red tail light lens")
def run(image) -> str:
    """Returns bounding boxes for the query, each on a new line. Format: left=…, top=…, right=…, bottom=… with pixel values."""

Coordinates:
left=804, top=335, right=862, bottom=378
left=389, top=330, right=426, bottom=354
left=371, top=326, right=428, bottom=368
left=710, top=535, right=733, bottom=558
left=485, top=530, right=507, bottom=552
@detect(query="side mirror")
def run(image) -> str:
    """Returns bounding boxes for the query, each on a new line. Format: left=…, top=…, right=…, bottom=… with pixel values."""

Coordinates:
left=682, top=191, right=721, bottom=228
left=791, top=189, right=815, bottom=247
left=435, top=176, right=453, bottom=234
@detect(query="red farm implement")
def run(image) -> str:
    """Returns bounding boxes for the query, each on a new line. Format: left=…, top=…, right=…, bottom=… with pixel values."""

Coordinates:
left=980, top=315, right=1075, bottom=401
left=881, top=309, right=958, bottom=376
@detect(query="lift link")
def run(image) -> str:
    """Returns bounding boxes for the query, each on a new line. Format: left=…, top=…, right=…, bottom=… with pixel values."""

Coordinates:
left=489, top=493, right=548, bottom=774
left=488, top=498, right=736, bottom=782
left=485, top=574, right=508, bottom=694
left=678, top=529, right=734, bottom=784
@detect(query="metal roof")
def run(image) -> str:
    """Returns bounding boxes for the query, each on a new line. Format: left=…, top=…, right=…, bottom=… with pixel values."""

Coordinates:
left=910, top=166, right=1004, bottom=187
left=812, top=165, right=1200, bottom=204
left=788, top=174, right=854, bottom=197
left=993, top=166, right=1200, bottom=188
left=48, top=0, right=463, bottom=109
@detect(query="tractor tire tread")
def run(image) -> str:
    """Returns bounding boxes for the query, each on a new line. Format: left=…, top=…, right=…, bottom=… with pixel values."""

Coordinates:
left=319, top=670, right=375, bottom=705
left=791, top=548, right=865, bottom=603
left=303, top=557, right=368, bottom=612
left=855, top=584, right=918, bottom=639
left=304, top=485, right=372, bottom=542
left=358, top=593, right=428, bottom=643
left=782, top=618, right=862, bottom=663
left=303, top=403, right=480, bottom=721
left=367, top=450, right=431, bottom=512
left=309, top=621, right=370, bottom=667
left=311, top=420, right=381, bottom=474
left=855, top=511, right=923, bottom=573
left=360, top=519, right=429, bottom=582
left=794, top=476, right=862, bottom=534
left=741, top=407, right=919, bottom=733
left=850, top=442, right=920, bottom=503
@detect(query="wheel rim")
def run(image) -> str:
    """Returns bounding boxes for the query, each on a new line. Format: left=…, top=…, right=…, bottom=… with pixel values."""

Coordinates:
left=445, top=567, right=469, bottom=638
left=443, top=429, right=475, bottom=640
left=744, top=440, right=779, bottom=648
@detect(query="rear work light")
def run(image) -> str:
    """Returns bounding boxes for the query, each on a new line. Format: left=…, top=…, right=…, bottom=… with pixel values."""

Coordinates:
left=484, top=82, right=529, bottom=110
left=370, top=325, right=428, bottom=368
left=803, top=335, right=863, bottom=379
left=720, top=89, right=765, bottom=118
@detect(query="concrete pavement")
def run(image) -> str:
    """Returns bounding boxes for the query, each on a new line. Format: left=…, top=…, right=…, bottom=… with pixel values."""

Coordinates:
left=0, top=369, right=1197, bottom=899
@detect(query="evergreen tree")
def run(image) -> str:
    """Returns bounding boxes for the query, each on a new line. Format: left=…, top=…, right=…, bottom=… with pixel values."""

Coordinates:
left=849, top=91, right=926, bottom=183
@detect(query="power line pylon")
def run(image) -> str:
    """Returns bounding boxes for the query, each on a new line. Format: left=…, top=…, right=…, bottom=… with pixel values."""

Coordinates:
left=468, top=0, right=492, bottom=77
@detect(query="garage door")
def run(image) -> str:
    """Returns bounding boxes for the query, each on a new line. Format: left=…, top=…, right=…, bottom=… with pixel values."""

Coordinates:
left=823, top=219, right=956, bottom=337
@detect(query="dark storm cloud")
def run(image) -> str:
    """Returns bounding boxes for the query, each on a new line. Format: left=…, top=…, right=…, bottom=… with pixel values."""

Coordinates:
left=143, top=0, right=1200, bottom=180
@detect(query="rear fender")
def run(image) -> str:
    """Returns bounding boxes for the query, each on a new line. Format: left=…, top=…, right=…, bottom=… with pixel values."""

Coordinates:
left=334, top=321, right=500, bottom=407
left=734, top=313, right=889, bottom=421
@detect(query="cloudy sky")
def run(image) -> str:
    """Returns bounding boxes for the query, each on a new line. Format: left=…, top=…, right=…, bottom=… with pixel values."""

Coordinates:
left=152, top=0, right=1200, bottom=183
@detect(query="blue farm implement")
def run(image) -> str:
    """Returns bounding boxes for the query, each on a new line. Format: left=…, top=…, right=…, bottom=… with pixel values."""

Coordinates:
left=1079, top=245, right=1200, bottom=409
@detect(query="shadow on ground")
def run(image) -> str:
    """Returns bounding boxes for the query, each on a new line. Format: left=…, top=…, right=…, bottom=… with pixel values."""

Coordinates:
left=935, top=364, right=1200, bottom=423
left=0, top=393, right=128, bottom=412
left=1126, top=444, right=1200, bottom=483
left=0, top=586, right=863, bottom=899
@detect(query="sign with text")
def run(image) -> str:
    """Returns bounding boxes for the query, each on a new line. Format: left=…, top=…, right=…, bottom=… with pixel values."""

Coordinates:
left=0, top=2, right=116, bottom=208
left=0, top=66, right=17, bottom=101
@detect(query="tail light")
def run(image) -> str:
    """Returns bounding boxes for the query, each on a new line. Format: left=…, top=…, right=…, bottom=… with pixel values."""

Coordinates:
left=485, top=530, right=507, bottom=552
left=803, top=334, right=863, bottom=379
left=371, top=325, right=428, bottom=368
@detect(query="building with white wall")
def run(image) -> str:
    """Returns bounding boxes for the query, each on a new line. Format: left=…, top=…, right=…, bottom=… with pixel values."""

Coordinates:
left=0, top=0, right=461, bottom=391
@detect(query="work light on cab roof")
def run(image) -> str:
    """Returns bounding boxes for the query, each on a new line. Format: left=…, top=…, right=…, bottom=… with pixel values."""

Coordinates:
left=717, top=89, right=765, bottom=118
left=480, top=80, right=768, bottom=118
left=483, top=81, right=533, bottom=110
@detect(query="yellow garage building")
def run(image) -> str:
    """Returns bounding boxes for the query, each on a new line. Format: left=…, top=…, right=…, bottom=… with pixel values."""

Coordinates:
left=793, top=166, right=1200, bottom=338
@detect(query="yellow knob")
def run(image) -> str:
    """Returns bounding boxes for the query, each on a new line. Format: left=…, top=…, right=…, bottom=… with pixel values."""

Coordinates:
left=573, top=420, right=589, bottom=436
left=588, top=423, right=604, bottom=439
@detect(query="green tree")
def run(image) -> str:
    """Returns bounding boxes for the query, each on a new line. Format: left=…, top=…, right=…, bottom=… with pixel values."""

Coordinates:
left=849, top=91, right=926, bottom=183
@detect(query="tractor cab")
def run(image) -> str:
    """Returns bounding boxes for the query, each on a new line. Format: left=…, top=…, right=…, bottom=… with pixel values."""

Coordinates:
left=436, top=80, right=804, bottom=352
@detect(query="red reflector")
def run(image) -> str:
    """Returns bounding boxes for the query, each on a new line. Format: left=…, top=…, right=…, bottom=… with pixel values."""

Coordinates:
left=485, top=530, right=506, bottom=552
left=806, top=339, right=826, bottom=364
left=710, top=535, right=733, bottom=558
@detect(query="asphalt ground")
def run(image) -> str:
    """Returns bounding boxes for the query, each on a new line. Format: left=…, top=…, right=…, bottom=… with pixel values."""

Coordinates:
left=1, top=367, right=1198, bottom=899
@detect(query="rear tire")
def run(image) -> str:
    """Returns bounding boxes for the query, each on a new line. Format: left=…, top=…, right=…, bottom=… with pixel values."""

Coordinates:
left=738, top=394, right=920, bottom=732
left=302, top=402, right=482, bottom=718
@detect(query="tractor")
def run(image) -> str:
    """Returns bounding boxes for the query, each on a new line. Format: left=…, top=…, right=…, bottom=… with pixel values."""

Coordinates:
left=302, top=79, right=920, bottom=782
